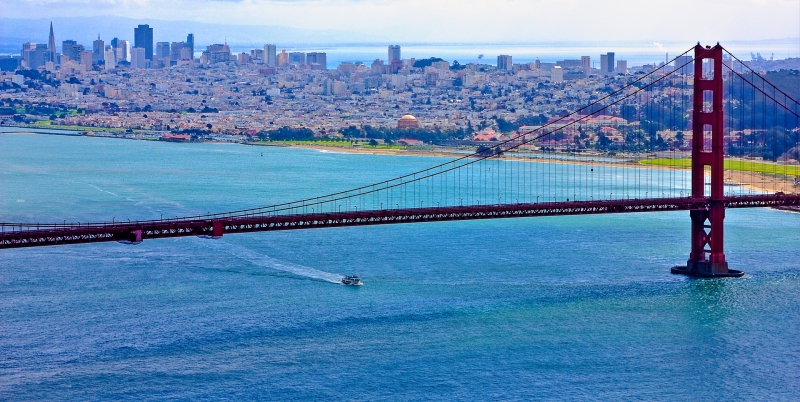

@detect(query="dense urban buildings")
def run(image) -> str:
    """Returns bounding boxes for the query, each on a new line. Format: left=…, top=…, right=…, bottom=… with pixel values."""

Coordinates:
left=4, top=21, right=793, bottom=150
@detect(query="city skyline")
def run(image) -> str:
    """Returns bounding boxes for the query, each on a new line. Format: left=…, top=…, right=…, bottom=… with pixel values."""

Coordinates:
left=0, top=0, right=798, bottom=44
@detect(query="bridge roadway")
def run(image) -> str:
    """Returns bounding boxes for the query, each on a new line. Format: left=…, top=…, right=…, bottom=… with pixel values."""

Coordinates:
left=1, top=194, right=798, bottom=249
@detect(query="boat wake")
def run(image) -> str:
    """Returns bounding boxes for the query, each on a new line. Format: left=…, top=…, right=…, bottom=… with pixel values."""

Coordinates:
left=202, top=240, right=342, bottom=283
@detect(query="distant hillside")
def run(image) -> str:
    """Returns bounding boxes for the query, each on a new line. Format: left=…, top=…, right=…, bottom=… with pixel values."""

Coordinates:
left=0, top=16, right=377, bottom=52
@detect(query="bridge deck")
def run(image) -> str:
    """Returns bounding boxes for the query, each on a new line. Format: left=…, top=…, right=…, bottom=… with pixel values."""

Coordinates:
left=1, top=194, right=797, bottom=250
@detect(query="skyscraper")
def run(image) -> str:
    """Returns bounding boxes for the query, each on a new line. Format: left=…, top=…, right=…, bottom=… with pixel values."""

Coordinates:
left=288, top=52, right=305, bottom=65
left=134, top=24, right=153, bottom=60
left=62, top=40, right=82, bottom=62
left=48, top=22, right=56, bottom=61
left=497, top=55, right=513, bottom=71
left=388, top=45, right=401, bottom=62
left=156, top=42, right=170, bottom=63
left=186, top=33, right=194, bottom=59
left=600, top=54, right=609, bottom=74
left=264, top=44, right=277, bottom=66
left=581, top=56, right=591, bottom=69
left=131, top=47, right=146, bottom=68
left=93, top=36, right=104, bottom=62
left=606, top=52, right=615, bottom=73
left=306, top=52, right=327, bottom=69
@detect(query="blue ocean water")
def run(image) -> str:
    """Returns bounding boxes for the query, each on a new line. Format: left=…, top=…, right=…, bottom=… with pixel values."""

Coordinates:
left=1, top=134, right=799, bottom=400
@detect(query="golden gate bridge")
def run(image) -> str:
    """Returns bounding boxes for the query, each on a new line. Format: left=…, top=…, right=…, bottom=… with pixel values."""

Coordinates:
left=2, top=44, right=799, bottom=278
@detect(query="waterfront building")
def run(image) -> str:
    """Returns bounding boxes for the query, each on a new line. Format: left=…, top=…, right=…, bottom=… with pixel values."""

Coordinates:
left=497, top=55, right=512, bottom=71
left=581, top=56, right=591, bottom=69
left=388, top=45, right=401, bottom=62
left=600, top=54, right=608, bottom=74
left=134, top=24, right=154, bottom=60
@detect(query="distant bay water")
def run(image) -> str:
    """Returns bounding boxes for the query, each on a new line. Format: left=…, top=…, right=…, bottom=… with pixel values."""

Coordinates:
left=1, top=133, right=799, bottom=400
left=228, top=40, right=800, bottom=67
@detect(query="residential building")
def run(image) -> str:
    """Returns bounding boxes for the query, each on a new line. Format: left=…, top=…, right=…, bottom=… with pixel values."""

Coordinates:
left=264, top=44, right=277, bottom=66
left=497, top=55, right=512, bottom=71
left=388, top=45, right=401, bottom=62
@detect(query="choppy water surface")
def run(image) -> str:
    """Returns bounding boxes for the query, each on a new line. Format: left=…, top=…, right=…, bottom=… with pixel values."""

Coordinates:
left=1, top=134, right=799, bottom=400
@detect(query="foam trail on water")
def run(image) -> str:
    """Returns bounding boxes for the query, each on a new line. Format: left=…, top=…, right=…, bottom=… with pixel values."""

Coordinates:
left=203, top=240, right=342, bottom=283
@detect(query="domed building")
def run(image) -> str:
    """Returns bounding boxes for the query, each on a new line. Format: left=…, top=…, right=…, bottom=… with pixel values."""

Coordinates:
left=397, top=114, right=420, bottom=129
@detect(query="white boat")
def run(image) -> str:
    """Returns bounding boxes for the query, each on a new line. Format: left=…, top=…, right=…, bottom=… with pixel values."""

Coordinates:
left=341, top=275, right=362, bottom=286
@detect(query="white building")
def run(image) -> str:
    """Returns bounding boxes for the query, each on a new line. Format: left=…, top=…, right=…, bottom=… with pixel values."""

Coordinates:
left=131, top=47, right=146, bottom=69
left=104, top=49, right=116, bottom=70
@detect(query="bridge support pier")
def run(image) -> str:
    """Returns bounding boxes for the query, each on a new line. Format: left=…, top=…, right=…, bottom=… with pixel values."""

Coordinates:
left=671, top=44, right=743, bottom=278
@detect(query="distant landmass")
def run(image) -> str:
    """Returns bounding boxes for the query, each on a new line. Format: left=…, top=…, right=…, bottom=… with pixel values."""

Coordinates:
left=0, top=16, right=381, bottom=53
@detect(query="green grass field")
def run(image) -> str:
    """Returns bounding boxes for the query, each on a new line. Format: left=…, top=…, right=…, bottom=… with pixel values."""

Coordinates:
left=641, top=158, right=800, bottom=176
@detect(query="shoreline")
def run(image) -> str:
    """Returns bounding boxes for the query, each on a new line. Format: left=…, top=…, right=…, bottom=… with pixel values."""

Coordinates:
left=4, top=127, right=797, bottom=195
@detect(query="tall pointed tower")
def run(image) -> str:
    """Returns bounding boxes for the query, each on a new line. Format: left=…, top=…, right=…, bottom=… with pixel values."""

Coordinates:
left=48, top=22, right=56, bottom=62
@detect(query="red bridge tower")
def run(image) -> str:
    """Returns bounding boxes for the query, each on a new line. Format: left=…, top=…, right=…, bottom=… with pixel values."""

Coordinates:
left=672, top=44, right=744, bottom=278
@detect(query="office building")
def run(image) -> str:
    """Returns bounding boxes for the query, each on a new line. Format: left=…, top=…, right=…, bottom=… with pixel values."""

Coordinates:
left=104, top=48, right=116, bottom=70
left=277, top=50, right=288, bottom=67
left=264, top=44, right=277, bottom=66
left=306, top=52, right=327, bottom=69
left=204, top=44, right=231, bottom=64
left=115, top=40, right=130, bottom=62
left=131, top=47, right=146, bottom=68
left=134, top=24, right=153, bottom=60
left=80, top=49, right=93, bottom=70
left=62, top=40, right=83, bottom=62
left=288, top=52, right=305, bottom=65
left=581, top=56, right=591, bottom=69
left=616, top=60, right=627, bottom=74
left=599, top=52, right=615, bottom=74
left=675, top=55, right=693, bottom=75
left=156, top=42, right=170, bottom=59
left=186, top=34, right=194, bottom=59
left=22, top=44, right=51, bottom=69
left=93, top=36, right=104, bottom=62
left=551, top=66, right=564, bottom=82
left=497, top=54, right=512, bottom=71
left=388, top=45, right=401, bottom=62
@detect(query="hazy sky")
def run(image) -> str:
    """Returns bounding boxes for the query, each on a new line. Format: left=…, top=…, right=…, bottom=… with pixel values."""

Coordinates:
left=2, top=0, right=799, bottom=43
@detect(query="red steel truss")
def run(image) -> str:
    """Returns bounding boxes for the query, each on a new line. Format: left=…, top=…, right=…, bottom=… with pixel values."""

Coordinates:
left=1, top=194, right=797, bottom=250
